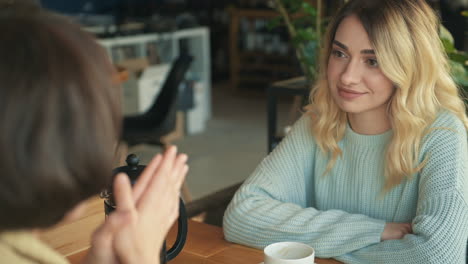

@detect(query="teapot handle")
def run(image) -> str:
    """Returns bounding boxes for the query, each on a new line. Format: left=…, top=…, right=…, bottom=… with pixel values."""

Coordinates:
left=166, top=198, right=188, bottom=261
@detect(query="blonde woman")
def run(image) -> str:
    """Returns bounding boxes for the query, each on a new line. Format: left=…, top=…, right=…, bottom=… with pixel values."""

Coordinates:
left=223, top=0, right=468, bottom=263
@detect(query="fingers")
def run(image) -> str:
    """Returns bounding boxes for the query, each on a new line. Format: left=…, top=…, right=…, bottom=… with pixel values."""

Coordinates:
left=133, top=146, right=186, bottom=205
left=172, top=154, right=189, bottom=190
left=137, top=146, right=188, bottom=212
left=132, top=154, right=162, bottom=202
left=158, top=146, right=179, bottom=174
left=113, top=173, right=135, bottom=212
left=87, top=212, right=130, bottom=264
left=178, top=164, right=189, bottom=189
left=166, top=157, right=188, bottom=224
left=398, top=223, right=412, bottom=240
left=108, top=146, right=188, bottom=264
left=92, top=212, right=127, bottom=248
left=137, top=146, right=178, bottom=209
left=404, top=223, right=413, bottom=234
left=382, top=222, right=413, bottom=241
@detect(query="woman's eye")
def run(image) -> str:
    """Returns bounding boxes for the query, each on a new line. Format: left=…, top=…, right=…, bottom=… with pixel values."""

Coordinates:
left=367, top=58, right=379, bottom=67
left=332, top=50, right=346, bottom=58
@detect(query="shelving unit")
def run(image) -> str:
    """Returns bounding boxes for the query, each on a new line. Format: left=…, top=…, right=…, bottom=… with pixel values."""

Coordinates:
left=97, top=27, right=211, bottom=135
left=229, top=7, right=299, bottom=91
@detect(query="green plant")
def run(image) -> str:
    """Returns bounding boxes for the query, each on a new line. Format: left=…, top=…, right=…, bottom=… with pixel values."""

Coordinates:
left=268, top=0, right=325, bottom=82
left=440, top=25, right=468, bottom=88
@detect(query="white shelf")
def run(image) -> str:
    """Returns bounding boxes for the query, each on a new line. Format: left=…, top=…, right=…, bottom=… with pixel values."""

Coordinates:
left=97, top=27, right=211, bottom=134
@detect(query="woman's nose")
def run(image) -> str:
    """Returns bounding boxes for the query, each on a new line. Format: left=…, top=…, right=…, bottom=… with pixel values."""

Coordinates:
left=340, top=60, right=362, bottom=86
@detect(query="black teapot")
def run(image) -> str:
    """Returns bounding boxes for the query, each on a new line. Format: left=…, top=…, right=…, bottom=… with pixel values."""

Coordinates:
left=100, top=154, right=188, bottom=263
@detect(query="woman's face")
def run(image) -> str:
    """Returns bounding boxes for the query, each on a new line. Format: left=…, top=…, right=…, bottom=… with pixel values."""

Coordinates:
left=327, top=15, right=394, bottom=117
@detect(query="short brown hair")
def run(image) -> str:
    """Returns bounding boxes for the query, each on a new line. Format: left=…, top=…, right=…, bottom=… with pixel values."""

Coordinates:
left=0, top=2, right=121, bottom=230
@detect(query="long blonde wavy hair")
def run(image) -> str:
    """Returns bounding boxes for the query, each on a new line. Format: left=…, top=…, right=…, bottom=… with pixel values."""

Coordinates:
left=305, top=0, right=468, bottom=191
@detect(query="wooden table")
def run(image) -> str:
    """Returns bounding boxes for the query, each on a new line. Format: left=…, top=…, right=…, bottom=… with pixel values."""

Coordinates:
left=67, top=220, right=341, bottom=264
left=41, top=197, right=341, bottom=264
left=166, top=220, right=342, bottom=264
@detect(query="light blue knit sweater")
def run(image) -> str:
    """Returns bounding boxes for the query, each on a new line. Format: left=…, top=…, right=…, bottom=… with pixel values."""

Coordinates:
left=223, top=111, right=468, bottom=263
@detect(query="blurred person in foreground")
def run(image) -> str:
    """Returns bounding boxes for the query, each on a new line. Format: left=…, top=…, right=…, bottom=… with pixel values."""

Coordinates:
left=0, top=1, right=188, bottom=263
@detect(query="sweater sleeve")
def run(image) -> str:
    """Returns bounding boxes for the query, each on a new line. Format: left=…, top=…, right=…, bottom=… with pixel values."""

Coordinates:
left=223, top=115, right=386, bottom=257
left=336, top=115, right=468, bottom=264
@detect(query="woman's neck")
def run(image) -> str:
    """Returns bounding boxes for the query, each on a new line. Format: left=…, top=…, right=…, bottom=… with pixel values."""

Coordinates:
left=347, top=109, right=391, bottom=135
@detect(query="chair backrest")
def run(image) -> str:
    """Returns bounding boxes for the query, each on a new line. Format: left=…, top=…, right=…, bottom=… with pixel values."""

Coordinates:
left=142, top=53, right=193, bottom=126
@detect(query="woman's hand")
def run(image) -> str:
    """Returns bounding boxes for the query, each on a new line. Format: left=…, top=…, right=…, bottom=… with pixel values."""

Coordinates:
left=381, top=222, right=413, bottom=241
left=84, top=146, right=188, bottom=264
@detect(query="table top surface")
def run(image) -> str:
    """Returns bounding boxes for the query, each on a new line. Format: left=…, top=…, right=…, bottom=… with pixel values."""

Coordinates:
left=67, top=220, right=342, bottom=264
left=41, top=197, right=342, bottom=264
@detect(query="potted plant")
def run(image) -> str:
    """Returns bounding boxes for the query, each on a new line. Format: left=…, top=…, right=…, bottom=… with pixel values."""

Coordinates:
left=269, top=0, right=325, bottom=83
left=440, top=12, right=468, bottom=90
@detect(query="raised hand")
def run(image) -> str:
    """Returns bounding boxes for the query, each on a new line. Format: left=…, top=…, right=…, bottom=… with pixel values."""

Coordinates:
left=85, top=146, right=188, bottom=264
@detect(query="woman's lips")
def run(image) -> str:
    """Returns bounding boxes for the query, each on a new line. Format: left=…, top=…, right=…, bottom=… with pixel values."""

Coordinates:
left=338, top=87, right=367, bottom=99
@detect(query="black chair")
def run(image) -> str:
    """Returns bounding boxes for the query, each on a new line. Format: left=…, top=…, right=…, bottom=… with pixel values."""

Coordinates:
left=122, top=54, right=193, bottom=148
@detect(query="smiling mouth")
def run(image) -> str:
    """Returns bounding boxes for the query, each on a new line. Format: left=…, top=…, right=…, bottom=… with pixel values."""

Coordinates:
left=338, top=87, right=367, bottom=99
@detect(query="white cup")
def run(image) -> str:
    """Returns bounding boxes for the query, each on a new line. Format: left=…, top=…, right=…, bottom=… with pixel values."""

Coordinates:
left=264, top=242, right=315, bottom=264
